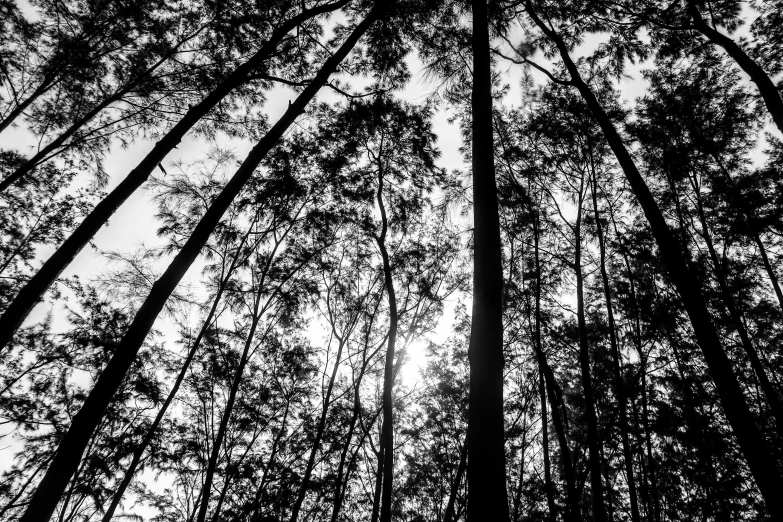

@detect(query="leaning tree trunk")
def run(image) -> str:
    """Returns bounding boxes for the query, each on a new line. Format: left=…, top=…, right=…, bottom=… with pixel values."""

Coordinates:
left=0, top=25, right=210, bottom=194
left=0, top=68, right=61, bottom=135
left=0, top=0, right=349, bottom=352
left=101, top=225, right=253, bottom=522
left=690, top=184, right=783, bottom=440
left=17, top=10, right=382, bottom=521
left=524, top=5, right=783, bottom=516
left=589, top=169, right=641, bottom=522
left=467, top=1, right=510, bottom=521
left=195, top=286, right=277, bottom=522
left=686, top=0, right=783, bottom=135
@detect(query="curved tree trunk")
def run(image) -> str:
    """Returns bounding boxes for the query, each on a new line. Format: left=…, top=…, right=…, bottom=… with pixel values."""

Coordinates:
left=0, top=0, right=350, bottom=352
left=467, top=1, right=510, bottom=521
left=17, top=11, right=381, bottom=521
left=374, top=154, right=398, bottom=522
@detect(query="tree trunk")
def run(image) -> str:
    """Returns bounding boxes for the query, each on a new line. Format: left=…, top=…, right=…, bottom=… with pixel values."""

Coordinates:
left=329, top=321, right=378, bottom=522
left=524, top=7, right=783, bottom=515
left=101, top=227, right=251, bottom=522
left=0, top=69, right=60, bottom=135
left=538, top=365, right=556, bottom=522
left=0, top=0, right=350, bottom=352
left=195, top=309, right=270, bottom=522
left=467, top=1, right=510, bottom=520
left=690, top=185, right=783, bottom=440
left=686, top=0, right=783, bottom=135
left=374, top=156, right=398, bottom=522
left=607, top=201, right=662, bottom=522
left=532, top=215, right=580, bottom=522
left=589, top=169, right=641, bottom=522
left=17, top=10, right=380, bottom=521
left=444, top=439, right=468, bottom=522
left=573, top=176, right=607, bottom=522
left=289, top=335, right=348, bottom=522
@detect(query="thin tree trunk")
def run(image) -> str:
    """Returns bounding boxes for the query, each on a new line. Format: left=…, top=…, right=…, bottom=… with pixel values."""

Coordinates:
left=0, top=94, right=118, bottom=193
left=0, top=24, right=211, bottom=193
left=532, top=215, right=579, bottom=522
left=370, top=439, right=385, bottom=522
left=101, top=226, right=252, bottom=522
left=530, top=216, right=557, bottom=522
left=195, top=308, right=270, bottom=522
left=0, top=69, right=60, bottom=135
left=444, top=439, right=468, bottom=522
left=17, top=11, right=381, bottom=521
left=709, top=156, right=783, bottom=317
left=573, top=176, right=607, bottom=522
left=589, top=168, right=641, bottom=522
left=289, top=335, right=348, bottom=522
left=607, top=198, right=662, bottom=522
left=686, top=0, right=783, bottom=134
left=0, top=0, right=350, bottom=352
left=524, top=6, right=783, bottom=515
left=538, top=364, right=556, bottom=522
left=329, top=323, right=379, bottom=522
left=467, top=1, right=510, bottom=520
left=690, top=185, right=783, bottom=439
left=251, top=393, right=293, bottom=520
left=331, top=335, right=370, bottom=522
left=374, top=156, right=398, bottom=522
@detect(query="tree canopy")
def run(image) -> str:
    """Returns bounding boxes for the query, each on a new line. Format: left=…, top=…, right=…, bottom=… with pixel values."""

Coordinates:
left=1, top=0, right=783, bottom=520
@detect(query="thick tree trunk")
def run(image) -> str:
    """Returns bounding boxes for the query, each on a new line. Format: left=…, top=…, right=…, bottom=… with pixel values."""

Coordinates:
left=0, top=0, right=350, bottom=352
left=467, top=1, right=510, bottom=521
left=524, top=7, right=783, bottom=515
left=589, top=170, right=641, bottom=522
left=374, top=158, right=398, bottom=522
left=573, top=181, right=607, bottom=522
left=17, top=11, right=380, bottom=522
left=687, top=0, right=783, bottom=135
